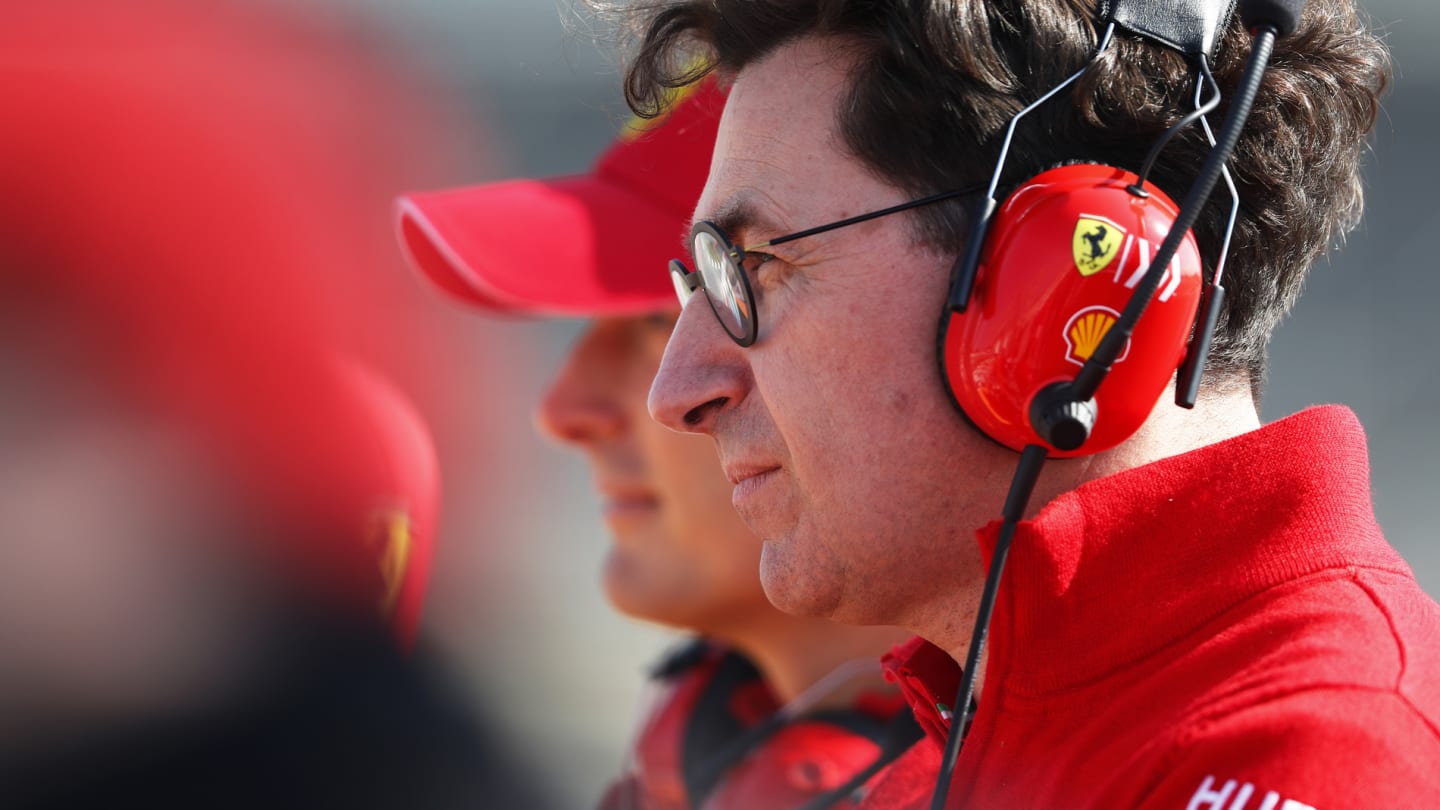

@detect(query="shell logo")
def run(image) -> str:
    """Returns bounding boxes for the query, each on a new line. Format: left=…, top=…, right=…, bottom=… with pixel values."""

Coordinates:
left=1064, top=305, right=1131, bottom=366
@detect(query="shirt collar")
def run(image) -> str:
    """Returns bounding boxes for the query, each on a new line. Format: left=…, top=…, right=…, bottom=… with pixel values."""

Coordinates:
left=984, top=405, right=1404, bottom=696
left=882, top=635, right=961, bottom=747
left=887, top=405, right=1405, bottom=738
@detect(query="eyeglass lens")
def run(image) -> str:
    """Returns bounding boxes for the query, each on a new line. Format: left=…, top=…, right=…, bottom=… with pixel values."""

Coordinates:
left=692, top=229, right=749, bottom=341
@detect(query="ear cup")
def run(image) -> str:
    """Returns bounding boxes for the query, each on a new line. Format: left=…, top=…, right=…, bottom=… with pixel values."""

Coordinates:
left=940, top=164, right=1203, bottom=456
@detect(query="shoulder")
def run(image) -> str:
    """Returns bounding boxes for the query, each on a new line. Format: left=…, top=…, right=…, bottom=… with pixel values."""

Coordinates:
left=639, top=640, right=776, bottom=727
left=612, top=640, right=779, bottom=810
left=846, top=739, right=939, bottom=810
left=696, top=679, right=921, bottom=809
left=650, top=638, right=729, bottom=680
left=1347, top=566, right=1440, bottom=718
left=701, top=721, right=882, bottom=809
left=1138, top=687, right=1440, bottom=808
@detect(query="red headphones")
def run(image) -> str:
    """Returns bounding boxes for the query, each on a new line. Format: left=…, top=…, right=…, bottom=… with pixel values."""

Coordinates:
left=938, top=163, right=1204, bottom=457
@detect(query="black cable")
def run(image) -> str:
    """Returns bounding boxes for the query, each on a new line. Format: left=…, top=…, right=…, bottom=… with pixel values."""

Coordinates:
left=683, top=679, right=921, bottom=810
left=1132, top=75, right=1222, bottom=190
left=794, top=754, right=894, bottom=810
left=794, top=711, right=925, bottom=810
left=684, top=712, right=788, bottom=804
left=927, top=444, right=1048, bottom=810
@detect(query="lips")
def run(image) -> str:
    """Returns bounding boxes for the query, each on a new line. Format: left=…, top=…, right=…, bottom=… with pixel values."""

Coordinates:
left=595, top=481, right=660, bottom=525
left=725, top=463, right=782, bottom=509
left=724, top=463, right=780, bottom=486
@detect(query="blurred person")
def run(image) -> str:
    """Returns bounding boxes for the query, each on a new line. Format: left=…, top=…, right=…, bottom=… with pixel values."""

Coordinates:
left=397, top=80, right=923, bottom=809
left=0, top=282, right=539, bottom=810
left=0, top=0, right=552, bottom=807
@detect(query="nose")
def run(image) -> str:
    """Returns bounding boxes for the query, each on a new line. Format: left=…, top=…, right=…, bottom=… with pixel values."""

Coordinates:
left=648, top=296, right=748, bottom=435
left=535, top=327, right=625, bottom=447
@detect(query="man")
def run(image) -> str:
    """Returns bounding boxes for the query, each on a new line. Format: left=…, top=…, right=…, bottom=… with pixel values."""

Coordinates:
left=397, top=80, right=919, bottom=808
left=616, top=0, right=1440, bottom=807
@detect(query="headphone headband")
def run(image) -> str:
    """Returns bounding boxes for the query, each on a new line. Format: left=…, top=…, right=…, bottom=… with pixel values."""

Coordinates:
left=1101, top=0, right=1238, bottom=58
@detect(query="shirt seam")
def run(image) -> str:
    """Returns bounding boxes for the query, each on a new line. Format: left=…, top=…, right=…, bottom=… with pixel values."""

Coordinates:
left=998, top=561, right=1413, bottom=703
left=1348, top=568, right=1440, bottom=741
left=1127, top=682, right=1440, bottom=806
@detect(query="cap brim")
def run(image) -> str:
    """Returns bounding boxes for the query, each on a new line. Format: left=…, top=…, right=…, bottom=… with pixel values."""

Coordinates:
left=396, top=175, right=687, bottom=317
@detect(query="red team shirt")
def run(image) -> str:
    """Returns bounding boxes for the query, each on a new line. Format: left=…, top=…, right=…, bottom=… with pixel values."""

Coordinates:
left=602, top=642, right=918, bottom=809
left=860, top=406, right=1440, bottom=809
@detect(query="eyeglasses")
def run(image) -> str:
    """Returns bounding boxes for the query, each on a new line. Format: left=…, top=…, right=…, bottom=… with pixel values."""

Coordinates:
left=670, top=186, right=983, bottom=346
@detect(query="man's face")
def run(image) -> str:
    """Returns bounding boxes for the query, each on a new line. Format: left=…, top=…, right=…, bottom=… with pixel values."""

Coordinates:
left=536, top=313, right=770, bottom=635
left=649, top=37, right=1019, bottom=628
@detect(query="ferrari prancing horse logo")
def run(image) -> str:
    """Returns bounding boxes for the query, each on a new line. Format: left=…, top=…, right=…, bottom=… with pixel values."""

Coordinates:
left=1072, top=215, right=1126, bottom=277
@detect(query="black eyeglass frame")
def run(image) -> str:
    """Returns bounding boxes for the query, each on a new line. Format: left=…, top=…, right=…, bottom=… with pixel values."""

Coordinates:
left=670, top=185, right=984, bottom=347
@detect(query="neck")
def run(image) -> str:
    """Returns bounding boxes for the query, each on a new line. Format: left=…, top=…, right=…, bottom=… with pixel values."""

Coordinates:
left=1083, top=376, right=1262, bottom=481
left=927, top=377, right=1262, bottom=689
left=724, top=617, right=911, bottom=710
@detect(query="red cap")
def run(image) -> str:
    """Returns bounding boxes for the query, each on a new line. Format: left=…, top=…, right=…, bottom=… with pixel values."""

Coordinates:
left=292, top=359, right=438, bottom=651
left=395, top=80, right=725, bottom=316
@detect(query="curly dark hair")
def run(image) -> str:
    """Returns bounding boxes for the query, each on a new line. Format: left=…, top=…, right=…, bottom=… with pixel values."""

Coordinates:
left=606, top=0, right=1389, bottom=393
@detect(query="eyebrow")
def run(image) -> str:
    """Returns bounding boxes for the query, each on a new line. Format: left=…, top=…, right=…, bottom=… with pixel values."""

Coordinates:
left=690, top=195, right=789, bottom=251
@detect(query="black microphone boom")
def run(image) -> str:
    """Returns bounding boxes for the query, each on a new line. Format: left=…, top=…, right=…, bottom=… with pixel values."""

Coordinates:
left=928, top=444, right=1049, bottom=810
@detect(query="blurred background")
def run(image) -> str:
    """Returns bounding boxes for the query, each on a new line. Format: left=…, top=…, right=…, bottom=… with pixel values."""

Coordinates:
left=3, top=0, right=1436, bottom=807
